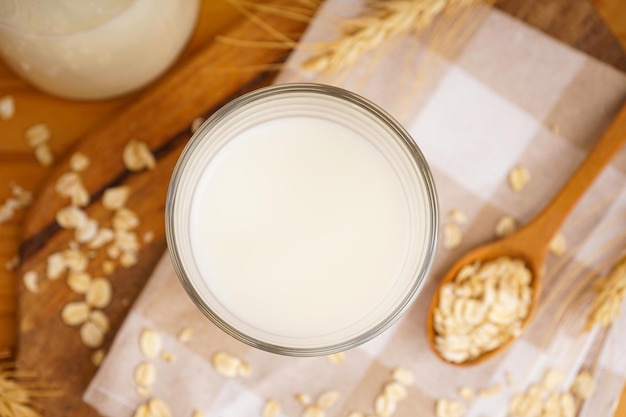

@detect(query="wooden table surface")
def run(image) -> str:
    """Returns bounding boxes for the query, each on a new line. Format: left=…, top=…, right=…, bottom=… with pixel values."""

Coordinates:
left=1, top=0, right=625, bottom=415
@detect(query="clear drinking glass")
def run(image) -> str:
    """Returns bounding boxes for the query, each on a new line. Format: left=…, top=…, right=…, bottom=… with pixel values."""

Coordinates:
left=0, top=0, right=199, bottom=100
left=166, top=83, right=439, bottom=356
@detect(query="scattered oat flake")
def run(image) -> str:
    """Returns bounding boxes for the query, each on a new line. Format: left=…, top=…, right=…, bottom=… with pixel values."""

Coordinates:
left=192, top=411, right=204, bottom=417
left=123, top=140, right=156, bottom=171
left=46, top=252, right=66, bottom=280
left=549, top=232, right=567, bottom=256
left=91, top=349, right=105, bottom=366
left=80, top=320, right=105, bottom=348
left=449, top=209, right=468, bottom=225
left=24, top=123, right=51, bottom=147
left=75, top=218, right=99, bottom=243
left=495, top=215, right=517, bottom=238
left=162, top=351, right=176, bottom=363
left=5, top=255, right=19, bottom=271
left=571, top=370, right=595, bottom=399
left=113, top=207, right=140, bottom=231
left=63, top=248, right=88, bottom=272
left=61, top=301, right=90, bottom=326
left=120, top=251, right=138, bottom=268
left=89, top=310, right=110, bottom=332
left=178, top=326, right=193, bottom=342
left=103, top=186, right=130, bottom=211
left=142, top=231, right=154, bottom=245
left=262, top=399, right=281, bottom=417
left=67, top=272, right=91, bottom=294
left=384, top=381, right=407, bottom=401
left=541, top=369, right=564, bottom=392
left=133, top=403, right=150, bottom=417
left=374, top=393, right=396, bottom=417
left=89, top=227, right=115, bottom=249
left=443, top=223, right=462, bottom=249
left=149, top=398, right=172, bottom=417
left=139, top=328, right=162, bottom=358
left=295, top=393, right=311, bottom=405
left=435, top=399, right=465, bottom=417
left=85, top=277, right=112, bottom=308
left=0, top=95, right=15, bottom=120
left=34, top=144, right=55, bottom=166
left=508, top=165, right=530, bottom=192
left=56, top=205, right=87, bottom=229
left=191, top=117, right=204, bottom=133
left=23, top=270, right=39, bottom=293
left=458, top=386, right=474, bottom=401
left=327, top=352, right=345, bottom=364
left=211, top=351, right=242, bottom=378
left=478, top=384, right=502, bottom=397
left=317, top=390, right=340, bottom=408
left=392, top=367, right=414, bottom=386
left=69, top=152, right=90, bottom=172
left=135, top=361, right=157, bottom=387
left=137, top=385, right=152, bottom=397
left=102, top=260, right=115, bottom=275
left=302, top=405, right=325, bottom=417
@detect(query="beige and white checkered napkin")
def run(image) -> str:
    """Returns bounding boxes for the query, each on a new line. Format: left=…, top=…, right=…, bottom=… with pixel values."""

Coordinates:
left=85, top=2, right=626, bottom=416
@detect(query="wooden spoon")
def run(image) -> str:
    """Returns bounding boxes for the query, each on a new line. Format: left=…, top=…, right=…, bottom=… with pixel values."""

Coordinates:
left=426, top=103, right=626, bottom=366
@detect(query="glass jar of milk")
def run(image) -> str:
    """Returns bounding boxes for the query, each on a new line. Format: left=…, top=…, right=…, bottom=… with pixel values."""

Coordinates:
left=166, top=83, right=439, bottom=356
left=0, top=0, right=200, bottom=100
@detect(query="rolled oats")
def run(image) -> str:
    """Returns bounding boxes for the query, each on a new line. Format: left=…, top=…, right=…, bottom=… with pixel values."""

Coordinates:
left=478, top=384, right=502, bottom=397
left=133, top=403, right=150, bottom=417
left=0, top=95, right=15, bottom=120
left=102, top=260, right=116, bottom=275
left=103, top=186, right=130, bottom=211
left=458, top=386, right=473, bottom=401
left=433, top=257, right=532, bottom=363
left=384, top=381, right=407, bottom=402
left=162, top=352, right=176, bottom=363
left=327, top=352, right=345, bottom=364
left=302, top=405, right=325, bottom=417
left=508, top=165, right=530, bottom=192
left=61, top=302, right=91, bottom=326
left=262, top=399, right=281, bottom=417
left=148, top=398, right=172, bottom=417
left=139, top=328, right=162, bottom=358
left=86, top=277, right=112, bottom=308
left=123, top=140, right=156, bottom=172
left=317, top=390, right=340, bottom=408
left=448, top=209, right=468, bottom=224
left=495, top=216, right=517, bottom=238
left=571, top=370, right=595, bottom=399
left=46, top=252, right=66, bottom=280
left=89, top=228, right=115, bottom=249
left=35, top=144, right=54, bottom=166
left=25, top=123, right=51, bottom=148
left=23, top=270, right=39, bottom=293
left=211, top=351, right=242, bottom=378
left=435, top=399, right=465, bottom=417
left=443, top=224, right=462, bottom=249
left=374, top=393, right=396, bottom=417
left=541, top=369, right=564, bottom=392
left=178, top=327, right=193, bottom=342
left=120, top=251, right=138, bottom=268
left=5, top=255, right=19, bottom=272
left=91, top=349, right=105, bottom=366
left=134, top=361, right=157, bottom=387
left=56, top=206, right=88, bottom=229
left=70, top=152, right=90, bottom=172
left=191, top=117, right=204, bottom=133
left=67, top=272, right=91, bottom=294
left=549, top=232, right=567, bottom=256
left=75, top=218, right=99, bottom=243
left=391, top=367, right=414, bottom=386
left=295, top=393, right=311, bottom=405
left=89, top=310, right=110, bottom=332
left=80, top=320, right=105, bottom=348
left=143, top=230, right=155, bottom=244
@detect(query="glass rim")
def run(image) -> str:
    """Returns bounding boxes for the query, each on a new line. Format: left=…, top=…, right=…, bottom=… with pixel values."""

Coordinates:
left=165, top=82, right=439, bottom=356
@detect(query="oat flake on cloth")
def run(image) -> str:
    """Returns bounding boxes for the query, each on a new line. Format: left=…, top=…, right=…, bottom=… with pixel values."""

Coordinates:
left=84, top=1, right=626, bottom=416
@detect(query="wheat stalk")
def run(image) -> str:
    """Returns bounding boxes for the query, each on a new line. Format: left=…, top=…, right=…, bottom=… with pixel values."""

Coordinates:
left=584, top=253, right=626, bottom=331
left=301, top=0, right=489, bottom=72
left=0, top=364, right=61, bottom=417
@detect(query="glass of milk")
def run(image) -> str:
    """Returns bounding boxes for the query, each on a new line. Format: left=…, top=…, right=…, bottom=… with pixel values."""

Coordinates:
left=166, top=83, right=439, bottom=356
left=0, top=0, right=199, bottom=100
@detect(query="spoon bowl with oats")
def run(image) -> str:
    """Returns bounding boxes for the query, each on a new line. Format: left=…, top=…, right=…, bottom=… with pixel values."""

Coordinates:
left=426, top=104, right=626, bottom=366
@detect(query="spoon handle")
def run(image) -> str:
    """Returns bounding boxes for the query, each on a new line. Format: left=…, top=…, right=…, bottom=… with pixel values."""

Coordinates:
left=525, top=103, right=626, bottom=247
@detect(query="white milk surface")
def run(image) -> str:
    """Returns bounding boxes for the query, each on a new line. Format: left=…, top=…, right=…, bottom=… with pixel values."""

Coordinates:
left=0, top=0, right=198, bottom=99
left=190, top=116, right=412, bottom=338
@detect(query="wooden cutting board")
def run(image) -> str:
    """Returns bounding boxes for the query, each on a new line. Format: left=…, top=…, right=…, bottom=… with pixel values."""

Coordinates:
left=13, top=0, right=626, bottom=416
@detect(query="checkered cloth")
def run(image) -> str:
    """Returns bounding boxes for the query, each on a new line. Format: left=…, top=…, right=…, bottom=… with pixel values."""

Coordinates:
left=84, top=2, right=626, bottom=416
